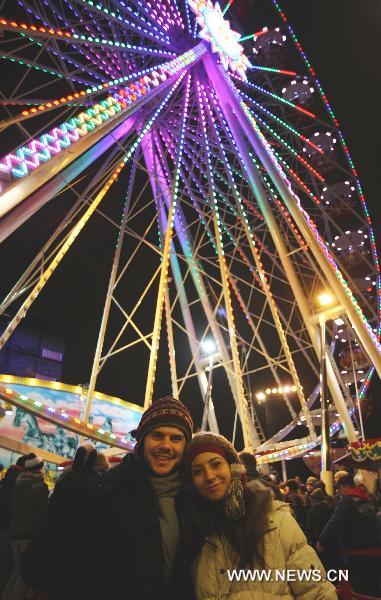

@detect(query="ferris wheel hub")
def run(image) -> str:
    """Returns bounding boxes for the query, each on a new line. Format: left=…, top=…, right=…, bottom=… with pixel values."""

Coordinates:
left=188, top=0, right=250, bottom=79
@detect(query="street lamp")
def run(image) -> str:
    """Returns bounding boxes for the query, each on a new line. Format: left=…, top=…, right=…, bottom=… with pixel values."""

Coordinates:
left=200, top=338, right=217, bottom=430
left=317, top=292, right=335, bottom=496
left=317, top=292, right=334, bottom=307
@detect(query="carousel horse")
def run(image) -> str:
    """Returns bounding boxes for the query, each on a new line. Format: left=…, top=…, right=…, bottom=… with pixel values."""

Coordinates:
left=13, top=408, right=77, bottom=457
left=13, top=407, right=49, bottom=449
left=53, top=425, right=78, bottom=458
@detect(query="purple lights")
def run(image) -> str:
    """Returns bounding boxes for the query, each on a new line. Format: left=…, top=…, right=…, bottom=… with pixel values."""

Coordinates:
left=0, top=0, right=379, bottom=454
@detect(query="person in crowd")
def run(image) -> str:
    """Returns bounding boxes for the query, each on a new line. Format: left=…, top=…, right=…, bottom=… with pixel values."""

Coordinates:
left=311, top=480, right=334, bottom=507
left=2, top=454, right=49, bottom=600
left=238, top=450, right=259, bottom=482
left=186, top=433, right=336, bottom=599
left=305, top=488, right=340, bottom=574
left=21, top=396, right=195, bottom=600
left=305, top=476, right=317, bottom=506
left=284, top=478, right=308, bottom=529
left=294, top=475, right=306, bottom=493
left=269, top=469, right=279, bottom=484
left=239, top=451, right=283, bottom=499
left=318, top=474, right=381, bottom=597
left=0, top=463, right=23, bottom=595
left=333, top=470, right=350, bottom=485
left=92, top=450, right=109, bottom=474
left=306, top=489, right=333, bottom=546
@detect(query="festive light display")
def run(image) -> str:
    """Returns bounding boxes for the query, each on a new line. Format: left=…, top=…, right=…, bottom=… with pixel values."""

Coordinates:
left=0, top=0, right=379, bottom=458
left=350, top=438, right=381, bottom=462
left=0, top=384, right=134, bottom=450
left=0, top=44, right=205, bottom=182
left=188, top=0, right=250, bottom=78
left=271, top=0, right=381, bottom=336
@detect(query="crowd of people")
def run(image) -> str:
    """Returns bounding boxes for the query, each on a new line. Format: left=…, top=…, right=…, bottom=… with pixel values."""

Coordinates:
left=0, top=396, right=380, bottom=599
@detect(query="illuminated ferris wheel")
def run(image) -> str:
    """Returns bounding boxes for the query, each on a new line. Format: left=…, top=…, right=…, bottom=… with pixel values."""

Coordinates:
left=0, top=0, right=380, bottom=459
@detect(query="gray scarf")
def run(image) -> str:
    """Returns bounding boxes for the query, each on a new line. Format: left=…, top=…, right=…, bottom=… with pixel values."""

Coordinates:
left=150, top=470, right=181, bottom=575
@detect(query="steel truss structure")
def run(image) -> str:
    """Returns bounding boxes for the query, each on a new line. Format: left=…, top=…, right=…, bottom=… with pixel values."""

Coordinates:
left=0, top=0, right=380, bottom=454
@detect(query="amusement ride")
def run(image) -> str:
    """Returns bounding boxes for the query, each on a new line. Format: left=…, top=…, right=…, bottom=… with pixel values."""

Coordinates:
left=0, top=0, right=380, bottom=471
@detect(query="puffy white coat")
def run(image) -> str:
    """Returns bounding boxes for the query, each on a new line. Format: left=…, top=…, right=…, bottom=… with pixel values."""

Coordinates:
left=191, top=482, right=337, bottom=600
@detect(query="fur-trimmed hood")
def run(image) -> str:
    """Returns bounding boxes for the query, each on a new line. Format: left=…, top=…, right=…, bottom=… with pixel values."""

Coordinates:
left=247, top=478, right=278, bottom=512
left=191, top=479, right=336, bottom=600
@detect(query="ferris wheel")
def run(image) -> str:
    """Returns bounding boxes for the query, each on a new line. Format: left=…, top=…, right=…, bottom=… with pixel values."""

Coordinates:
left=0, top=0, right=380, bottom=458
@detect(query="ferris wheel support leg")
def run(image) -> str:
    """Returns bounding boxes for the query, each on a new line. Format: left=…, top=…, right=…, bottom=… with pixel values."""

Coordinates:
left=204, top=54, right=357, bottom=443
left=164, top=287, right=179, bottom=400
left=142, top=135, right=219, bottom=432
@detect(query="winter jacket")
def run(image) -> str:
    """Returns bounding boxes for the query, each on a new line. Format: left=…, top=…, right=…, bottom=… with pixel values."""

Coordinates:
left=319, top=485, right=381, bottom=552
left=21, top=454, right=195, bottom=600
left=192, top=482, right=337, bottom=600
left=305, top=501, right=333, bottom=547
left=285, top=491, right=308, bottom=529
left=0, top=466, right=22, bottom=531
left=9, top=471, right=49, bottom=539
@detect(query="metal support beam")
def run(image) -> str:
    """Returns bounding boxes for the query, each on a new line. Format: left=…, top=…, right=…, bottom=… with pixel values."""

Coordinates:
left=83, top=158, right=138, bottom=424
left=204, top=53, right=357, bottom=443
left=0, top=161, right=127, bottom=352
left=144, top=74, right=192, bottom=408
left=142, top=133, right=219, bottom=431
left=197, top=82, right=253, bottom=450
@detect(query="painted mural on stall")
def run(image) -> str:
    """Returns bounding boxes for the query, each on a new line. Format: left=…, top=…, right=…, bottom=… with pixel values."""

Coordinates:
left=0, top=376, right=142, bottom=467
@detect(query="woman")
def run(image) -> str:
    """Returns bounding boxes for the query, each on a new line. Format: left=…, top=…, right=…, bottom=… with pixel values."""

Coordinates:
left=186, top=433, right=337, bottom=599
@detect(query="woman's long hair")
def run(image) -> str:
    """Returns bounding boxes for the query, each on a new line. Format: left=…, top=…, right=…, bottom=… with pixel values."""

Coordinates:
left=189, top=481, right=273, bottom=569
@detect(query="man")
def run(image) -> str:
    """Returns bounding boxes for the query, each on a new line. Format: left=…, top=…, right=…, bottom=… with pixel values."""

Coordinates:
left=238, top=450, right=259, bottom=482
left=3, top=454, right=49, bottom=600
left=21, top=396, right=195, bottom=600
left=317, top=474, right=381, bottom=597
left=333, top=470, right=350, bottom=485
left=0, top=462, right=24, bottom=595
left=284, top=478, right=308, bottom=529
left=305, top=475, right=318, bottom=507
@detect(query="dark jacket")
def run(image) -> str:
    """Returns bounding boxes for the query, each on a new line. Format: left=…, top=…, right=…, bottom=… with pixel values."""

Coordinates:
left=305, top=500, right=333, bottom=546
left=21, top=454, right=195, bottom=600
left=319, top=485, right=381, bottom=551
left=285, top=491, right=308, bottom=528
left=0, top=466, right=22, bottom=531
left=9, top=471, right=49, bottom=539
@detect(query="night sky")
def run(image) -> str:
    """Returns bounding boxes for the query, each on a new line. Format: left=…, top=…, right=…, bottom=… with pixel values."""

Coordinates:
left=1, top=0, right=380, bottom=440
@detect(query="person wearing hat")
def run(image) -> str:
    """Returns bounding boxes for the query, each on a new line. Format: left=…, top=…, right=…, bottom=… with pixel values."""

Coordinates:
left=318, top=474, right=381, bottom=597
left=238, top=450, right=259, bottom=482
left=186, top=433, right=336, bottom=600
left=0, top=463, right=23, bottom=596
left=2, top=453, right=49, bottom=600
left=304, top=476, right=318, bottom=508
left=305, top=489, right=335, bottom=569
left=21, top=396, right=195, bottom=600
